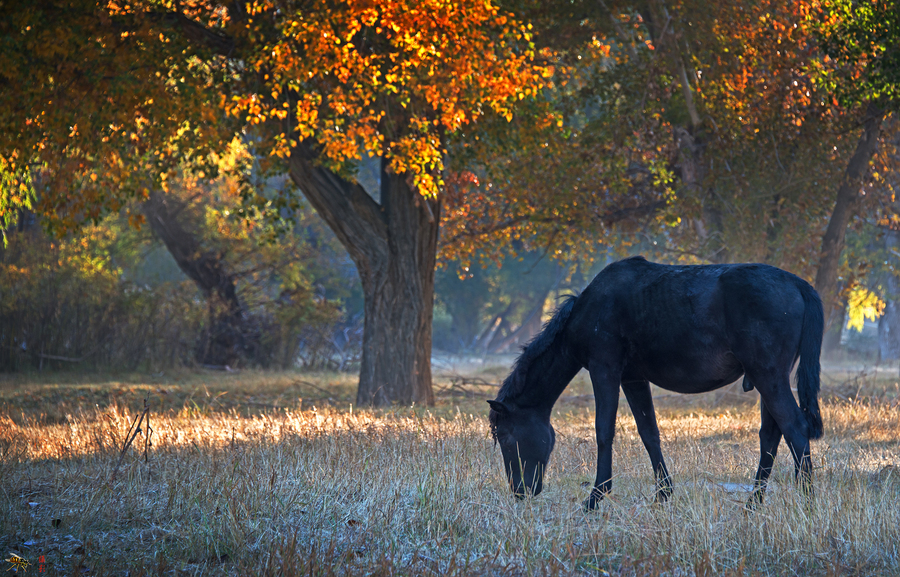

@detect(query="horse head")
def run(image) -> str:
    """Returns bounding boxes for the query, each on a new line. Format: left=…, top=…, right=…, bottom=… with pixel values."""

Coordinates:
left=488, top=399, right=555, bottom=498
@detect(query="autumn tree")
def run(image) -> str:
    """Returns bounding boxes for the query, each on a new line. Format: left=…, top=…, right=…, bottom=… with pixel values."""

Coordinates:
left=811, top=0, right=899, bottom=323
left=0, top=0, right=548, bottom=405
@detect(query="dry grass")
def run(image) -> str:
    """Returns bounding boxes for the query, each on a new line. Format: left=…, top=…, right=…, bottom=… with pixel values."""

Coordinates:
left=1, top=364, right=899, bottom=576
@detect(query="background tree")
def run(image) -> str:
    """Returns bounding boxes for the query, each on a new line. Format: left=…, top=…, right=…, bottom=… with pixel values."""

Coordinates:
left=435, top=251, right=571, bottom=354
left=444, top=0, right=898, bottom=333
left=812, top=0, right=899, bottom=325
left=229, top=0, right=550, bottom=405
left=1, top=0, right=551, bottom=405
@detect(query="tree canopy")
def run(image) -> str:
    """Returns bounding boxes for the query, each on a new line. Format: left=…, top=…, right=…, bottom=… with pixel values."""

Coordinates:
left=0, top=0, right=231, bottom=233
left=229, top=0, right=552, bottom=195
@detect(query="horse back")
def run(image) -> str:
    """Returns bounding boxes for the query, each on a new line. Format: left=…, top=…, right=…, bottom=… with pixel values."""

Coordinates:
left=568, top=258, right=808, bottom=393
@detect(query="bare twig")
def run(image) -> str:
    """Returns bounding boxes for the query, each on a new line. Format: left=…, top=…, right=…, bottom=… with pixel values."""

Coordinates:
left=111, top=399, right=151, bottom=482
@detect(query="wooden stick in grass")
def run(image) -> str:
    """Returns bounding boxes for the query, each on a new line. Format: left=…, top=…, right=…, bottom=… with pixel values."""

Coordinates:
left=111, top=398, right=150, bottom=481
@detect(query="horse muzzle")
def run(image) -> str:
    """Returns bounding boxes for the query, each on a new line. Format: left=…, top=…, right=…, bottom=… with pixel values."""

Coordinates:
left=508, top=466, right=544, bottom=498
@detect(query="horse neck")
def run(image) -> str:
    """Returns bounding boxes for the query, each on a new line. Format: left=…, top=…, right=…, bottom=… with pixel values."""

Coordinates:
left=510, top=340, right=582, bottom=412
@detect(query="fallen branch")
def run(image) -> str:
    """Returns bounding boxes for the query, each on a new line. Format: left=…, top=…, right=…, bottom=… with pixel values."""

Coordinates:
left=37, top=353, right=87, bottom=363
left=292, top=380, right=337, bottom=399
left=201, top=364, right=237, bottom=372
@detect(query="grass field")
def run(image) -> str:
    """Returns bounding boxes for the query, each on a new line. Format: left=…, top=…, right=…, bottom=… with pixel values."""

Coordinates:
left=1, top=360, right=899, bottom=575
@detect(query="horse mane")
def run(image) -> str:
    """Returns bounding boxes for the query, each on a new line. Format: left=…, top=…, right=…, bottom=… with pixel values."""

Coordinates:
left=496, top=293, right=579, bottom=403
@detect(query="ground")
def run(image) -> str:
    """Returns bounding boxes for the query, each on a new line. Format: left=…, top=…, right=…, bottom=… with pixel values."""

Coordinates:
left=1, top=358, right=899, bottom=575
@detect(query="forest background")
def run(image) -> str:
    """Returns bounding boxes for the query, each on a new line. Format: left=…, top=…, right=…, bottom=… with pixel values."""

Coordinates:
left=1, top=0, right=899, bottom=406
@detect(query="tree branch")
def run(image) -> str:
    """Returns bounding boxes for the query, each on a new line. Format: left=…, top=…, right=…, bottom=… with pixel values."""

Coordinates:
left=288, top=141, right=388, bottom=272
left=815, top=101, right=886, bottom=323
left=148, top=11, right=236, bottom=56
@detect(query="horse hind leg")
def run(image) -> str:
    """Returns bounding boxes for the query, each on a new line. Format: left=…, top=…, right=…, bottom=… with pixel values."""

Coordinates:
left=747, top=401, right=782, bottom=509
left=622, top=380, right=673, bottom=502
left=752, top=371, right=814, bottom=506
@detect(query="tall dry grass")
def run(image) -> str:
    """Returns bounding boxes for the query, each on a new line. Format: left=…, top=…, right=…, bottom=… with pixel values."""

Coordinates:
left=1, top=370, right=899, bottom=575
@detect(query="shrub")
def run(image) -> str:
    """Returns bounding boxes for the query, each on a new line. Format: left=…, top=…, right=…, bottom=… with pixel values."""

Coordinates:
left=0, top=228, right=205, bottom=371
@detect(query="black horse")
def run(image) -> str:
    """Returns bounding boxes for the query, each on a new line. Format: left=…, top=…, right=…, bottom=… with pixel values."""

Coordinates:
left=488, top=256, right=824, bottom=510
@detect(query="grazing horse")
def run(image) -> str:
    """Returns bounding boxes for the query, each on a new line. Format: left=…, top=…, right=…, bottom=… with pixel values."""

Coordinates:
left=488, top=256, right=824, bottom=510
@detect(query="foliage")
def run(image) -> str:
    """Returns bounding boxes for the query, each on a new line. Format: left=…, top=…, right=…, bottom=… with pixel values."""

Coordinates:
left=0, top=156, right=33, bottom=245
left=844, top=283, right=885, bottom=333
left=0, top=169, right=359, bottom=372
left=0, top=0, right=558, bottom=240
left=0, top=0, right=232, bottom=233
left=0, top=227, right=205, bottom=371
left=438, top=0, right=864, bottom=276
left=677, top=0, right=861, bottom=270
left=4, top=0, right=900, bottom=375
left=441, top=8, right=678, bottom=266
left=814, top=0, right=900, bottom=109
left=229, top=0, right=551, bottom=198
left=158, top=157, right=357, bottom=368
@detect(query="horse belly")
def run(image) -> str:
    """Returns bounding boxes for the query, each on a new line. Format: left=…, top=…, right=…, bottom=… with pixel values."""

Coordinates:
left=631, top=344, right=745, bottom=394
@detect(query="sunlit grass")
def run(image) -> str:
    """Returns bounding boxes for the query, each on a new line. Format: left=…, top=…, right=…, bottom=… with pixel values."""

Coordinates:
left=1, top=366, right=899, bottom=575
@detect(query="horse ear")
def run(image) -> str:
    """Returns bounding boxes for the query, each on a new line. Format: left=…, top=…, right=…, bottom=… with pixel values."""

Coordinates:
left=487, top=400, right=509, bottom=414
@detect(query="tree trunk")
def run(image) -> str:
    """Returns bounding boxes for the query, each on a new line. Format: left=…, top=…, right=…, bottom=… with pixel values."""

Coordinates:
left=879, top=228, right=900, bottom=361
left=878, top=300, right=900, bottom=361
left=814, top=102, right=885, bottom=326
left=822, top=297, right=847, bottom=356
left=288, top=144, right=438, bottom=406
left=488, top=295, right=546, bottom=354
left=142, top=191, right=252, bottom=365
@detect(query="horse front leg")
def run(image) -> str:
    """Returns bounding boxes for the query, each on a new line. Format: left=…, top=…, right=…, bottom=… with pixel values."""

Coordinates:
left=622, top=380, right=673, bottom=502
left=584, top=365, right=620, bottom=511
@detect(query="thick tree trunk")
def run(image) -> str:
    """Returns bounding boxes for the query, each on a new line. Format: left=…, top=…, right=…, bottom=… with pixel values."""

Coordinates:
left=288, top=145, right=438, bottom=406
left=142, top=191, right=251, bottom=365
left=815, top=103, right=885, bottom=326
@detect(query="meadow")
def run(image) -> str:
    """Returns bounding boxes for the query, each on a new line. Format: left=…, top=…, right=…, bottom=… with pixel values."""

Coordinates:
left=1, top=360, right=899, bottom=576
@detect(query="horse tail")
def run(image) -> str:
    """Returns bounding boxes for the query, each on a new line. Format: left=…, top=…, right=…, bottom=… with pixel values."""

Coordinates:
left=796, top=279, right=824, bottom=440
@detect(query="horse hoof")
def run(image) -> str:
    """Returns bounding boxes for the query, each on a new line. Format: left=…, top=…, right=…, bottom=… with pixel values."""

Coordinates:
left=653, top=485, right=673, bottom=504
left=744, top=491, right=764, bottom=511
left=583, top=489, right=606, bottom=511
